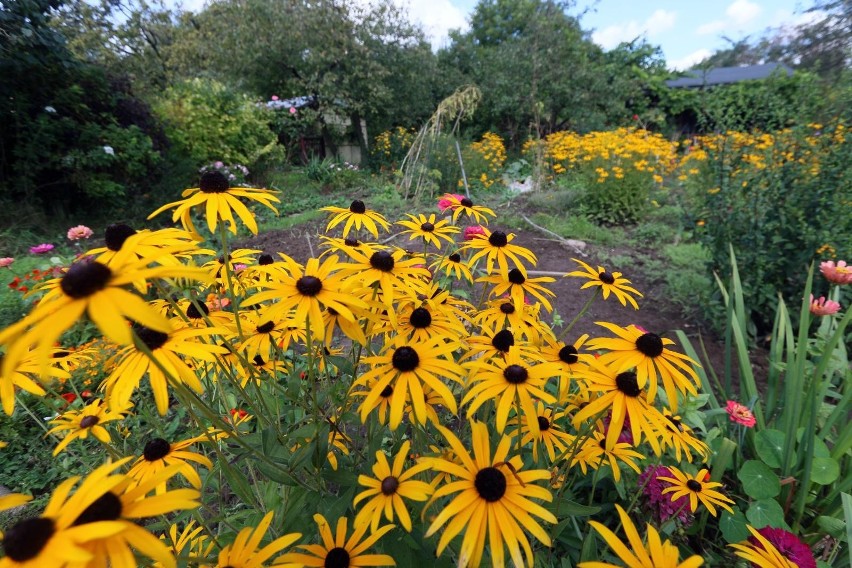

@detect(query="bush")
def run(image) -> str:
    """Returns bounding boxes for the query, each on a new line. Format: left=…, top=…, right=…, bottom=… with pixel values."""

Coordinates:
left=154, top=79, right=278, bottom=167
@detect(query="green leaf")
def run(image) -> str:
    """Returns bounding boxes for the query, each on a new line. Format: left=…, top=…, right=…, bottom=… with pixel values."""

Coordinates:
left=810, top=457, right=840, bottom=485
left=719, top=508, right=750, bottom=543
left=746, top=499, right=786, bottom=529
left=550, top=499, right=600, bottom=517
left=737, top=460, right=781, bottom=499
left=754, top=429, right=786, bottom=468
left=816, top=516, right=846, bottom=540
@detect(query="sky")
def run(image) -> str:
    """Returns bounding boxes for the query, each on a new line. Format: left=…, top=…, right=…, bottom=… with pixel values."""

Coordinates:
left=177, top=0, right=822, bottom=70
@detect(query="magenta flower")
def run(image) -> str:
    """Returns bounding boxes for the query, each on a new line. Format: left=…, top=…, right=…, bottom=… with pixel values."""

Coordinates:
left=726, top=400, right=756, bottom=427
left=0, top=257, right=13, bottom=268
left=271, top=95, right=279, bottom=101
left=809, top=294, right=841, bottom=316
left=289, top=107, right=297, bottom=114
left=66, top=225, right=93, bottom=241
left=463, top=225, right=486, bottom=241
left=753, top=527, right=816, bottom=568
left=29, top=243, right=55, bottom=254
left=438, top=193, right=465, bottom=212
left=819, top=260, right=852, bottom=285
left=639, top=465, right=692, bottom=525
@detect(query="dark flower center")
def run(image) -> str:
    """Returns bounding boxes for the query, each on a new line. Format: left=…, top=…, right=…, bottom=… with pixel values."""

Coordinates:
left=503, top=364, right=528, bottom=384
left=615, top=372, right=641, bottom=397
left=296, top=275, right=323, bottom=296
left=143, top=437, right=171, bottom=461
left=686, top=479, right=702, bottom=492
left=104, top=223, right=136, bottom=251
left=491, top=329, right=514, bottom=353
left=256, top=321, right=275, bottom=334
left=258, top=253, right=274, bottom=265
left=420, top=222, right=435, bottom=232
left=2, top=517, right=56, bottom=561
left=133, top=323, right=169, bottom=350
left=60, top=261, right=112, bottom=299
left=380, top=385, right=393, bottom=398
left=391, top=346, right=419, bottom=372
left=488, top=231, right=508, bottom=247
left=598, top=271, right=615, bottom=284
left=635, top=333, right=664, bottom=358
left=349, top=200, right=366, bottom=214
left=79, top=415, right=100, bottom=428
left=666, top=415, right=683, bottom=432
left=72, top=491, right=122, bottom=524
left=324, top=547, right=350, bottom=568
left=499, top=302, right=515, bottom=314
left=449, top=253, right=461, bottom=263
left=558, top=345, right=579, bottom=364
left=344, top=238, right=360, bottom=247
left=537, top=416, right=551, bottom=431
left=381, top=476, right=399, bottom=495
left=460, top=197, right=473, bottom=207
left=474, top=467, right=507, bottom=502
left=199, top=171, right=229, bottom=193
left=409, top=307, right=432, bottom=328
left=508, top=269, right=526, bottom=284
left=186, top=301, right=210, bottom=319
left=253, top=355, right=265, bottom=366
left=369, top=251, right=395, bottom=272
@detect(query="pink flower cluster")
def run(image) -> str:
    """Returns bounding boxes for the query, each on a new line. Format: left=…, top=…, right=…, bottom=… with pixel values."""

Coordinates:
left=809, top=294, right=841, bottom=316
left=638, top=465, right=692, bottom=525
left=820, top=260, right=852, bottom=285
left=725, top=400, right=756, bottom=427
left=0, top=257, right=13, bottom=268
left=29, top=243, right=54, bottom=255
left=752, top=527, right=816, bottom=568
left=67, top=225, right=93, bottom=241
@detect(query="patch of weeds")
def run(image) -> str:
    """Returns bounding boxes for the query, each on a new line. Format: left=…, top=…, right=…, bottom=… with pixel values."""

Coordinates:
left=524, top=189, right=581, bottom=213
left=662, top=242, right=715, bottom=316
left=527, top=213, right=625, bottom=247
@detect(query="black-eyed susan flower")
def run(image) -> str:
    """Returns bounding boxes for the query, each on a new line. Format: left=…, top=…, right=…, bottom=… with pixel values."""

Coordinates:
left=244, top=256, right=368, bottom=342
left=461, top=329, right=542, bottom=366
left=397, top=213, right=459, bottom=249
left=339, top=247, right=430, bottom=318
left=463, top=348, right=560, bottom=438
left=0, top=257, right=210, bottom=379
left=479, top=268, right=556, bottom=312
left=570, top=430, right=644, bottom=483
left=506, top=402, right=574, bottom=462
left=350, top=336, right=464, bottom=430
left=439, top=193, right=496, bottom=225
left=373, top=299, right=467, bottom=344
left=353, top=440, right=433, bottom=532
left=212, top=511, right=301, bottom=568
left=126, top=432, right=219, bottom=495
left=571, top=361, right=669, bottom=454
left=0, top=460, right=132, bottom=568
left=47, top=398, right=130, bottom=456
left=279, top=513, right=395, bottom=567
left=566, top=258, right=642, bottom=309
left=657, top=467, right=734, bottom=516
left=431, top=251, right=474, bottom=284
left=578, top=504, right=704, bottom=568
left=237, top=307, right=298, bottom=364
left=319, top=235, right=384, bottom=259
left=0, top=348, right=70, bottom=415
left=588, top=322, right=700, bottom=411
left=156, top=520, right=213, bottom=567
left=320, top=199, right=391, bottom=238
left=424, top=420, right=557, bottom=568
left=657, top=410, right=710, bottom=463
left=461, top=228, right=537, bottom=277
left=473, top=298, right=553, bottom=344
left=103, top=323, right=230, bottom=415
left=148, top=171, right=280, bottom=235
left=540, top=334, right=593, bottom=402
left=86, top=225, right=204, bottom=268
left=322, top=305, right=370, bottom=346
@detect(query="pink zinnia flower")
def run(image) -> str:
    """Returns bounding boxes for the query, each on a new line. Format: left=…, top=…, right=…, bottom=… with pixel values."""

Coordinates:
left=752, top=527, right=816, bottom=568
left=66, top=225, right=93, bottom=241
left=463, top=225, right=486, bottom=241
left=29, top=243, right=54, bottom=254
left=271, top=95, right=279, bottom=101
left=639, top=465, right=692, bottom=525
left=289, top=107, right=297, bottom=114
left=0, top=257, right=13, bottom=268
left=726, top=400, right=756, bottom=427
left=809, top=294, right=841, bottom=316
left=820, top=260, right=852, bottom=285
left=437, top=193, right=465, bottom=211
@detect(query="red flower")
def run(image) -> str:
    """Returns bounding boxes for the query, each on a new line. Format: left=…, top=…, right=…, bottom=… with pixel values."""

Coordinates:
left=60, top=393, right=77, bottom=404
left=752, top=527, right=816, bottom=568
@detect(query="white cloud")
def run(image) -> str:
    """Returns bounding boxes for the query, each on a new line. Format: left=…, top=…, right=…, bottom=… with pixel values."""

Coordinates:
left=669, top=48, right=712, bottom=71
left=592, top=9, right=676, bottom=50
left=697, top=0, right=763, bottom=36
left=400, top=0, right=468, bottom=49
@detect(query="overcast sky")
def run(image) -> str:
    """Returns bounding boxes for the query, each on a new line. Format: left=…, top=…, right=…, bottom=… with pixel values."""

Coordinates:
left=176, top=0, right=822, bottom=70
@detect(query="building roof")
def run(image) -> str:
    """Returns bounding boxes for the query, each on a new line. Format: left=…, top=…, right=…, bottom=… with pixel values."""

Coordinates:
left=666, top=63, right=794, bottom=89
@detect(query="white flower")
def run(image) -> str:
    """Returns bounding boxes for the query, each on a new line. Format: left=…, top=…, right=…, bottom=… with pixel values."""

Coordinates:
left=44, top=106, right=57, bottom=113
left=103, top=145, right=115, bottom=155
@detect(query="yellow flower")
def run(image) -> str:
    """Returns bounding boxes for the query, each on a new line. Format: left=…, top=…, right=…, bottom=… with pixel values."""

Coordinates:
left=461, top=227, right=538, bottom=278
left=657, top=467, right=734, bottom=516
left=320, top=199, right=390, bottom=238
left=565, top=258, right=642, bottom=309
left=353, top=440, right=433, bottom=532
left=280, top=514, right=395, bottom=568
left=396, top=213, right=459, bottom=249
left=424, top=420, right=557, bottom=568
left=126, top=431, right=220, bottom=494
left=478, top=267, right=556, bottom=312
left=212, top=511, right=302, bottom=568
left=0, top=347, right=70, bottom=415
left=579, top=504, right=704, bottom=568
left=47, top=398, right=130, bottom=456
left=570, top=430, right=644, bottom=483
left=729, top=526, right=797, bottom=568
